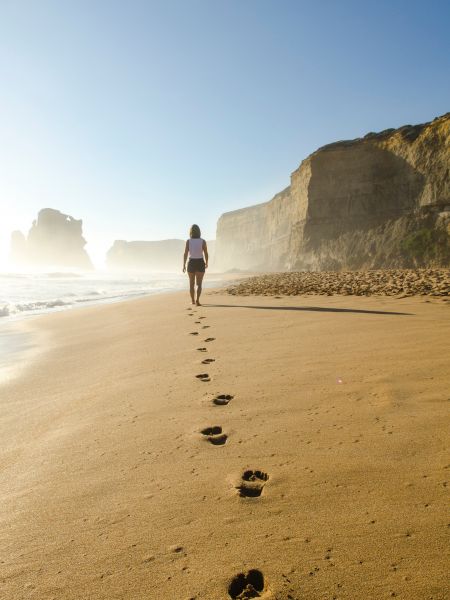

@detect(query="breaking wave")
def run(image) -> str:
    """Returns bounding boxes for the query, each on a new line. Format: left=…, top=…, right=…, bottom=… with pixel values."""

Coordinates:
left=0, top=271, right=193, bottom=320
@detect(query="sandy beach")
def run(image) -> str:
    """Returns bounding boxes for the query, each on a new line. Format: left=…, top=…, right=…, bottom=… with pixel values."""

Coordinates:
left=1, top=289, right=449, bottom=599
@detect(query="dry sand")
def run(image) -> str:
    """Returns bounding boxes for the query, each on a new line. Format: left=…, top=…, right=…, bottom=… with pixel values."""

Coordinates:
left=0, top=290, right=449, bottom=599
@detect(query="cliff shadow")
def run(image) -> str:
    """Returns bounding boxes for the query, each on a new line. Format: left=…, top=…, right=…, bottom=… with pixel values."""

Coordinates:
left=290, top=145, right=428, bottom=271
left=307, top=144, right=426, bottom=225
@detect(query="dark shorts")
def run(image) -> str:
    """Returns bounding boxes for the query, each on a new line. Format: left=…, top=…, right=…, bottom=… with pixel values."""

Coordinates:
left=187, top=258, right=205, bottom=273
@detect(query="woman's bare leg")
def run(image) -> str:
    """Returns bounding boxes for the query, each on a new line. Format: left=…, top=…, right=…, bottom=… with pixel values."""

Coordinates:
left=188, top=272, right=196, bottom=304
left=195, top=272, right=205, bottom=305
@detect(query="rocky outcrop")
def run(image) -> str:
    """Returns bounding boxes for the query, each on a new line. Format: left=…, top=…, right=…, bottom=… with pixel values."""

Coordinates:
left=10, top=208, right=93, bottom=270
left=106, top=239, right=215, bottom=272
left=215, top=113, right=450, bottom=271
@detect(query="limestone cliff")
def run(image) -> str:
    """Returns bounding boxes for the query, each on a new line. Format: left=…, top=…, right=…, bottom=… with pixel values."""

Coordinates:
left=106, top=239, right=215, bottom=272
left=215, top=113, right=450, bottom=271
left=10, top=208, right=93, bottom=270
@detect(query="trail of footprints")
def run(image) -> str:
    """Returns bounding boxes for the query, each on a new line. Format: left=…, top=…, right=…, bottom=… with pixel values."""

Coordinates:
left=213, top=393, right=233, bottom=406
left=238, top=470, right=269, bottom=498
left=201, top=358, right=215, bottom=365
left=201, top=426, right=227, bottom=445
left=186, top=306, right=268, bottom=598
left=195, top=373, right=210, bottom=382
left=228, top=569, right=265, bottom=599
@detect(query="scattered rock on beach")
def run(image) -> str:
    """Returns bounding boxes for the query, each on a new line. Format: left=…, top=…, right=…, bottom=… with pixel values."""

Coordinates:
left=220, top=269, right=449, bottom=298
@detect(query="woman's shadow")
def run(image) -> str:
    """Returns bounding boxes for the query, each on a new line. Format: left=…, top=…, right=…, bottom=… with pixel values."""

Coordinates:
left=204, top=303, right=413, bottom=316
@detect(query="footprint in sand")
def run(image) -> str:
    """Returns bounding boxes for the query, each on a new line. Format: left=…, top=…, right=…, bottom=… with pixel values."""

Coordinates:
left=228, top=569, right=265, bottom=599
left=201, top=426, right=228, bottom=445
left=237, top=470, right=269, bottom=498
left=202, top=358, right=215, bottom=364
left=202, top=325, right=210, bottom=329
left=213, top=394, right=233, bottom=406
left=196, top=373, right=210, bottom=382
left=197, top=347, right=207, bottom=352
left=199, top=316, right=206, bottom=319
left=205, top=337, right=215, bottom=342
left=189, top=332, right=199, bottom=336
left=195, top=321, right=201, bottom=324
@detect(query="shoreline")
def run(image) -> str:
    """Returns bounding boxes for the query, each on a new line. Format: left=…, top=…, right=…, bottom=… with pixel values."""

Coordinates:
left=0, top=321, right=40, bottom=385
left=1, top=289, right=448, bottom=599
left=0, top=269, right=243, bottom=324
left=0, top=271, right=249, bottom=382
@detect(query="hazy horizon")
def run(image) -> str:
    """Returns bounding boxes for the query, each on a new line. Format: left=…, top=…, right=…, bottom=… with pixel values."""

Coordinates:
left=1, top=0, right=449, bottom=269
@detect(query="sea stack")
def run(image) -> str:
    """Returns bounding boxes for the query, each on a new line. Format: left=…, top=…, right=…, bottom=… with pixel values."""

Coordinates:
left=10, top=208, right=93, bottom=270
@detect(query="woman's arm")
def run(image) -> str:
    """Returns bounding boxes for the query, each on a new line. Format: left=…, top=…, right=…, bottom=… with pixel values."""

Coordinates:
left=183, top=240, right=189, bottom=272
left=203, top=240, right=208, bottom=269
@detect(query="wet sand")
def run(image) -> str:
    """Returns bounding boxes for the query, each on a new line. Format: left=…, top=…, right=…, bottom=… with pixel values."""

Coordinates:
left=0, top=322, right=39, bottom=385
left=0, top=290, right=448, bottom=599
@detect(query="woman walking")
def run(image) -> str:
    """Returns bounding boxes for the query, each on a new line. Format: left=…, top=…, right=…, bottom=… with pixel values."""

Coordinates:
left=183, top=224, right=208, bottom=306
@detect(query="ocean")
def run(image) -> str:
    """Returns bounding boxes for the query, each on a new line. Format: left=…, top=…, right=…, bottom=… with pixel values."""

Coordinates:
left=0, top=270, right=219, bottom=321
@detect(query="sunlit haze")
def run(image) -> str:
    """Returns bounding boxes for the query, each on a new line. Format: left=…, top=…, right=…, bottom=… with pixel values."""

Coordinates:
left=1, top=0, right=449, bottom=268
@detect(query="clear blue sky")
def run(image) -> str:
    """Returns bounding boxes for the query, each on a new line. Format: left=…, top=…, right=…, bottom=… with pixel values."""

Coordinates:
left=1, top=0, right=449, bottom=266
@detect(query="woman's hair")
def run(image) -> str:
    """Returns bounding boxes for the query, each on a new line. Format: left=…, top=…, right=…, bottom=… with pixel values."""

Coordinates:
left=190, top=224, right=201, bottom=238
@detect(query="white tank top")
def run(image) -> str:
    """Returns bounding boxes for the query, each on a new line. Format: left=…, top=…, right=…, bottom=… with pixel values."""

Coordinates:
left=188, top=238, right=204, bottom=259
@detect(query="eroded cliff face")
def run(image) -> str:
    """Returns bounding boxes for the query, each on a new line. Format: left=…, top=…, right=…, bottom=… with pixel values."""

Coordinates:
left=215, top=186, right=295, bottom=271
left=215, top=201, right=270, bottom=271
left=10, top=208, right=93, bottom=270
left=215, top=113, right=450, bottom=271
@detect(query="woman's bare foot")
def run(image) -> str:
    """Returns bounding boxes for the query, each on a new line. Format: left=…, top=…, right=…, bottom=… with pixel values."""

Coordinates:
left=196, top=300, right=201, bottom=306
